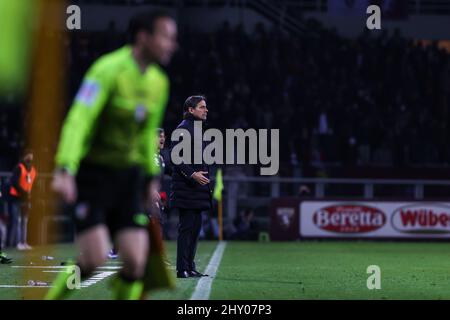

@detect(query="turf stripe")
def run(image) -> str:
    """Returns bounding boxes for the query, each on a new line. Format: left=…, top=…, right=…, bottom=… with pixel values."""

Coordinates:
left=190, top=241, right=227, bottom=300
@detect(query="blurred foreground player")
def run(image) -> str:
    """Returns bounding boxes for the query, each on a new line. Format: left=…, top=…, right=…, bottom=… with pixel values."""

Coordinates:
left=109, top=128, right=169, bottom=260
left=46, top=11, right=177, bottom=300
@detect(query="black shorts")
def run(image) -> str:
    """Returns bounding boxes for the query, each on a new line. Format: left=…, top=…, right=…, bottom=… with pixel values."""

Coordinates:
left=72, top=163, right=149, bottom=237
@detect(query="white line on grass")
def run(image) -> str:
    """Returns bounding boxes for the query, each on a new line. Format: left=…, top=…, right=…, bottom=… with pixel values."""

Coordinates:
left=190, top=241, right=227, bottom=300
left=81, top=271, right=116, bottom=288
left=12, top=266, right=122, bottom=270
left=0, top=271, right=117, bottom=289
left=2, top=266, right=118, bottom=289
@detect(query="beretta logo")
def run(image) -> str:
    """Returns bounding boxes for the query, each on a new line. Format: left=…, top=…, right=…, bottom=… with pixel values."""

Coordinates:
left=392, top=204, right=450, bottom=234
left=313, top=204, right=386, bottom=233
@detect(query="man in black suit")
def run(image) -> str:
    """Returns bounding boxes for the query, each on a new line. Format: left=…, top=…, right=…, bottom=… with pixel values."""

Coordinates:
left=170, top=95, right=212, bottom=278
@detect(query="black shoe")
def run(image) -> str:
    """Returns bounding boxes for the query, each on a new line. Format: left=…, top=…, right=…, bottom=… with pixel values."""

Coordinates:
left=189, top=270, right=208, bottom=277
left=177, top=270, right=190, bottom=278
left=0, top=254, right=12, bottom=264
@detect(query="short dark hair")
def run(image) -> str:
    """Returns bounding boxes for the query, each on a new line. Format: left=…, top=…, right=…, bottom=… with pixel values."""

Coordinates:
left=183, top=95, right=206, bottom=118
left=157, top=128, right=165, bottom=135
left=128, top=11, right=174, bottom=44
left=183, top=95, right=206, bottom=112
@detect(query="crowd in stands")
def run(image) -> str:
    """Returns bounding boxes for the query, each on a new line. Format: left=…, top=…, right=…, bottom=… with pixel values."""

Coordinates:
left=1, top=18, right=450, bottom=177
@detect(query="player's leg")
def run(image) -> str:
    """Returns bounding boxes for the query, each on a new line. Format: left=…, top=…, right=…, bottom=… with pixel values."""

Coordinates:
left=113, top=228, right=148, bottom=300
left=46, top=163, right=111, bottom=299
left=45, top=225, right=110, bottom=300
left=20, top=204, right=31, bottom=249
left=109, top=167, right=151, bottom=299
left=77, top=225, right=110, bottom=273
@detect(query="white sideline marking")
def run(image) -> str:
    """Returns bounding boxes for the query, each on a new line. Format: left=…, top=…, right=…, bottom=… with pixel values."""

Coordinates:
left=12, top=265, right=122, bottom=270
left=1, top=266, right=118, bottom=289
left=81, top=271, right=116, bottom=288
left=190, top=241, right=227, bottom=300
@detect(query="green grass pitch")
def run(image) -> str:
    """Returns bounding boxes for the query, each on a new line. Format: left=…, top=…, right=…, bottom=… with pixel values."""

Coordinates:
left=1, top=241, right=450, bottom=299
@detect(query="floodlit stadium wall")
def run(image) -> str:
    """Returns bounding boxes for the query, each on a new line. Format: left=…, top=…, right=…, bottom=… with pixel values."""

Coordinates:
left=270, top=198, right=450, bottom=240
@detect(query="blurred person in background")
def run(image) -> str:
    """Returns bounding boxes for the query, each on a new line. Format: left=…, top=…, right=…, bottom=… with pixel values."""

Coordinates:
left=231, top=208, right=260, bottom=241
left=0, top=182, right=12, bottom=264
left=8, top=150, right=36, bottom=250
left=153, top=128, right=172, bottom=239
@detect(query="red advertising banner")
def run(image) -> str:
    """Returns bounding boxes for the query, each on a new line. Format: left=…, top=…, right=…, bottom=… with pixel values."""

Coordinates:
left=300, top=201, right=450, bottom=239
left=271, top=198, right=450, bottom=240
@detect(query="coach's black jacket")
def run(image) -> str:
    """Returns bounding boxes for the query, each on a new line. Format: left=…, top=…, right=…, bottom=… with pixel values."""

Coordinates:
left=170, top=113, right=212, bottom=210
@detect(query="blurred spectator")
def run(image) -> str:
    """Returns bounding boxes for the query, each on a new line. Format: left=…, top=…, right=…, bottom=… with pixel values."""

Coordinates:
left=230, top=209, right=260, bottom=241
left=200, top=212, right=219, bottom=240
left=298, top=185, right=311, bottom=197
left=0, top=183, right=8, bottom=251
left=7, top=150, right=37, bottom=250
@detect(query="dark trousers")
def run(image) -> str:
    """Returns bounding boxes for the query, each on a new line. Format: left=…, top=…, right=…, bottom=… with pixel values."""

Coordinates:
left=8, top=198, right=29, bottom=247
left=176, top=208, right=202, bottom=271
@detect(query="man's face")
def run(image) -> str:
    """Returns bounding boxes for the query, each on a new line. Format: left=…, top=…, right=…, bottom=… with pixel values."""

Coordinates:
left=143, top=17, right=178, bottom=66
left=158, top=132, right=166, bottom=150
left=189, top=100, right=208, bottom=121
left=23, top=153, right=33, bottom=164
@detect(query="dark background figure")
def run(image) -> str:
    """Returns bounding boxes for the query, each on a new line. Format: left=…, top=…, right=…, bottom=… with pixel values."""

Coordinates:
left=155, top=127, right=173, bottom=240
left=170, top=95, right=212, bottom=278
left=298, top=185, right=311, bottom=197
left=7, top=150, right=36, bottom=250
left=0, top=181, right=12, bottom=263
left=200, top=211, right=219, bottom=240
left=231, top=208, right=260, bottom=241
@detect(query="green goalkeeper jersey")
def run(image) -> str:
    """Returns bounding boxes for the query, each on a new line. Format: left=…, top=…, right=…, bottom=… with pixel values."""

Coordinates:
left=55, top=45, right=169, bottom=177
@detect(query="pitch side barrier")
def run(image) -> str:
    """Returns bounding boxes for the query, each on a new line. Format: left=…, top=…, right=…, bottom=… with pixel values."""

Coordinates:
left=220, top=176, right=450, bottom=241
left=271, top=197, right=450, bottom=241
left=3, top=173, right=450, bottom=243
